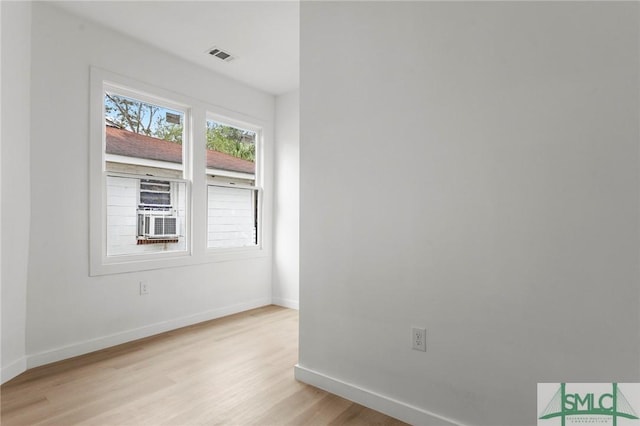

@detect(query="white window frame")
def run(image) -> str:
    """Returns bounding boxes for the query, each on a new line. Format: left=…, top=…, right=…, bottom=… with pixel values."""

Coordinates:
left=90, top=67, right=267, bottom=276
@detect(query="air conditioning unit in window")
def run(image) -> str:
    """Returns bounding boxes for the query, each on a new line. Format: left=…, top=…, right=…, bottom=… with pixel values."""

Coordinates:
left=142, top=215, right=179, bottom=238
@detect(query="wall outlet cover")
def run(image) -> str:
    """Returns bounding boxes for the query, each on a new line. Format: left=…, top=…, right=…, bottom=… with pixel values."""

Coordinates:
left=412, top=327, right=426, bottom=352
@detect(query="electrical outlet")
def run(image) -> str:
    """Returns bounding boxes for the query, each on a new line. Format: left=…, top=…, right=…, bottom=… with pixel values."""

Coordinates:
left=412, top=327, right=426, bottom=352
left=139, top=281, right=149, bottom=295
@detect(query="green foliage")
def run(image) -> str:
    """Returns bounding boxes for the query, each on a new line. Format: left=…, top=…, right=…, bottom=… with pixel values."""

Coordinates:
left=153, top=116, right=183, bottom=144
left=206, top=121, right=255, bottom=162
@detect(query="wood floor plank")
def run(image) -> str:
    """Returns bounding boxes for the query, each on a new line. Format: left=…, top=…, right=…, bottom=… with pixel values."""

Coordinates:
left=285, top=393, right=354, bottom=426
left=1, top=306, right=407, bottom=426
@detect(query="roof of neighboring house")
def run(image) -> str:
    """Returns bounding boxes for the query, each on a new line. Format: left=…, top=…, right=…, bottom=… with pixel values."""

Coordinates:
left=105, top=125, right=255, bottom=175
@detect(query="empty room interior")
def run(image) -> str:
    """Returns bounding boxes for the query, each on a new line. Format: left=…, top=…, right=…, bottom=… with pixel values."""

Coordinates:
left=1, top=1, right=639, bottom=425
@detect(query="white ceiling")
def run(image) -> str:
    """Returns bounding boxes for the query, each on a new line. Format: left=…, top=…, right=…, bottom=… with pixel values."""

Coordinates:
left=53, top=1, right=300, bottom=95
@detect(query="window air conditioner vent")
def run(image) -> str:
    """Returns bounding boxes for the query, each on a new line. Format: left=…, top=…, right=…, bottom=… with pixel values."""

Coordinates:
left=141, top=215, right=179, bottom=238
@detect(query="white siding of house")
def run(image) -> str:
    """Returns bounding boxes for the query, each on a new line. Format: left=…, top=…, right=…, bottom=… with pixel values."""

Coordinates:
left=207, top=185, right=255, bottom=248
left=106, top=175, right=186, bottom=256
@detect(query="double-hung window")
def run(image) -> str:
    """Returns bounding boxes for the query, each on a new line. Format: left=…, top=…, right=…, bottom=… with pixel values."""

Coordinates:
left=102, top=85, right=190, bottom=257
left=206, top=117, right=261, bottom=249
left=90, top=68, right=265, bottom=275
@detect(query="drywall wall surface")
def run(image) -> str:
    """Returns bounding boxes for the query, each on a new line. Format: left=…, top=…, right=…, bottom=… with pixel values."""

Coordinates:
left=26, top=3, right=274, bottom=364
left=273, top=90, right=300, bottom=309
left=299, top=2, right=639, bottom=425
left=1, top=0, right=31, bottom=384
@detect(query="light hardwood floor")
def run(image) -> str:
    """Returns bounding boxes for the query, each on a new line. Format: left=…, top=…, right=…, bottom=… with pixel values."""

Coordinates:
left=1, top=306, right=407, bottom=426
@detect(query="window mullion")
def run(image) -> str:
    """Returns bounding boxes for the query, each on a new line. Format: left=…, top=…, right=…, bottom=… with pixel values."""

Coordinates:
left=190, top=107, right=208, bottom=258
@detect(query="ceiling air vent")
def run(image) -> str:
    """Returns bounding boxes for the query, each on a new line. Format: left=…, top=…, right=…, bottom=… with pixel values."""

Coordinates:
left=207, top=46, right=235, bottom=62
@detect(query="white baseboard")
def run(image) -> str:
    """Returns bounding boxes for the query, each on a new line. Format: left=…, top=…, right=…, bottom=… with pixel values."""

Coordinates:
left=26, top=298, right=271, bottom=369
left=272, top=297, right=299, bottom=310
left=294, top=365, right=464, bottom=426
left=1, top=356, right=27, bottom=385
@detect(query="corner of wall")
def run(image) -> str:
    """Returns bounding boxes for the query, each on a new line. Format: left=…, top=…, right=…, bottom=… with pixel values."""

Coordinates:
left=272, top=90, right=300, bottom=309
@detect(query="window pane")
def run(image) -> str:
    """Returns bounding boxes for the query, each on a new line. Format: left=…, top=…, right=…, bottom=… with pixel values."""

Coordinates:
left=140, top=191, right=171, bottom=206
left=106, top=175, right=187, bottom=256
left=207, top=185, right=257, bottom=248
left=139, top=179, right=172, bottom=208
left=140, top=180, right=170, bottom=192
left=205, top=120, right=255, bottom=177
left=105, top=93, right=184, bottom=173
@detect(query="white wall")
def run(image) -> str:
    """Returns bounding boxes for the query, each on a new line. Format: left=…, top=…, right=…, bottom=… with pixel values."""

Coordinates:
left=25, top=3, right=274, bottom=367
left=297, top=2, right=639, bottom=425
left=273, top=90, right=299, bottom=309
left=1, top=0, right=31, bottom=384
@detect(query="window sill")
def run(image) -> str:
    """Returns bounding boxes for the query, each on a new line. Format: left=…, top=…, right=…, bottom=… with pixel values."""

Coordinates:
left=90, top=247, right=268, bottom=276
